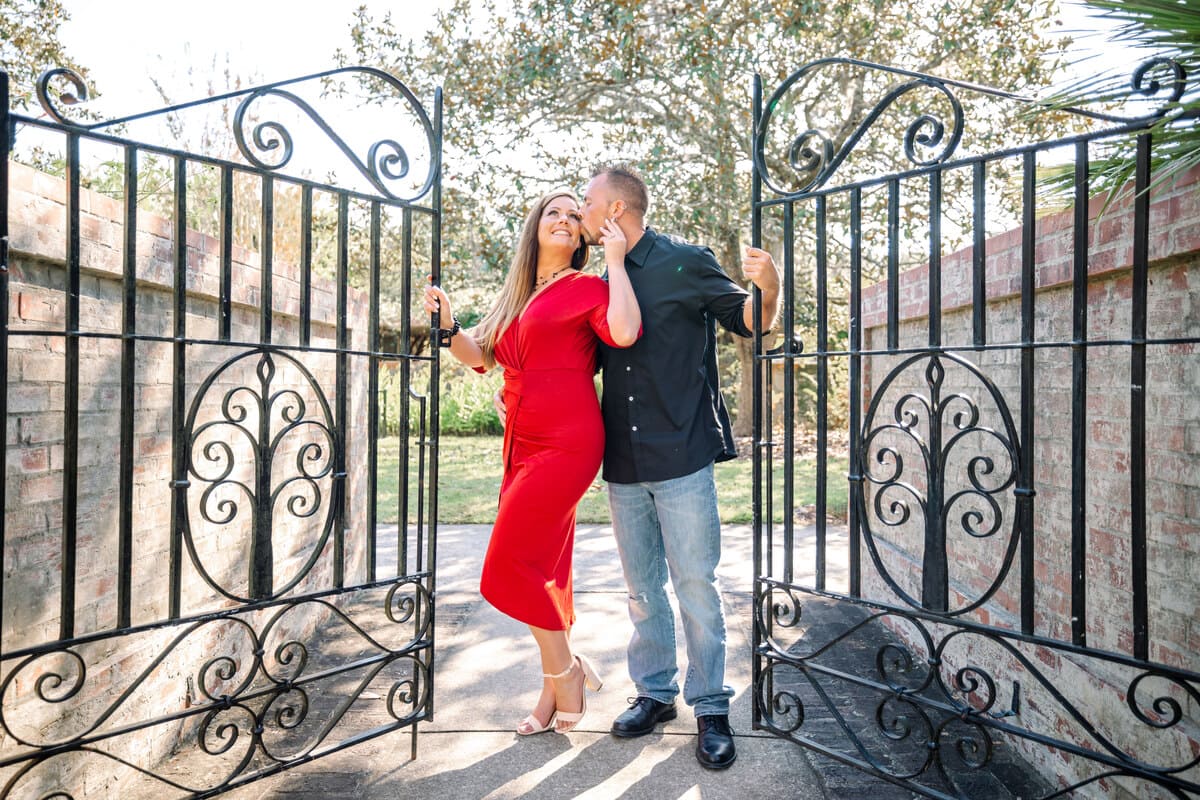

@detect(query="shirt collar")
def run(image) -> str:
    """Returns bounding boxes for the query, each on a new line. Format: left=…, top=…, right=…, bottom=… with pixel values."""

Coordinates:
left=625, top=226, right=658, bottom=268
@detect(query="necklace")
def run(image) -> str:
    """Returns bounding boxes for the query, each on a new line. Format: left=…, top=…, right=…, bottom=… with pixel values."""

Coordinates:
left=535, top=266, right=571, bottom=290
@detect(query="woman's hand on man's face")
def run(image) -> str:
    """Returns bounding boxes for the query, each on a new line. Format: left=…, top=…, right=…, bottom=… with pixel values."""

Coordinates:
left=600, top=217, right=626, bottom=264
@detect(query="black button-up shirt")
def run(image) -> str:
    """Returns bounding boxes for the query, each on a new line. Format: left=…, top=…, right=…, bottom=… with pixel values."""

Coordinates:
left=600, top=227, right=751, bottom=483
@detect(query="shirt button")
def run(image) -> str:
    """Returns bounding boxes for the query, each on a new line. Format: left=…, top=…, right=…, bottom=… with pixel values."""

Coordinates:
left=628, top=395, right=634, bottom=402
left=625, top=366, right=631, bottom=372
left=632, top=426, right=638, bottom=432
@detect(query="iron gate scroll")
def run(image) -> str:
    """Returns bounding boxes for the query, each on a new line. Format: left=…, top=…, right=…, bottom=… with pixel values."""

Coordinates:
left=0, top=66, right=443, bottom=797
left=750, top=60, right=1200, bottom=798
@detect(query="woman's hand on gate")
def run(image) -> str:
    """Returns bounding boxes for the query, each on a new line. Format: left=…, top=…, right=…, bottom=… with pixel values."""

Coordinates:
left=423, top=280, right=454, bottom=324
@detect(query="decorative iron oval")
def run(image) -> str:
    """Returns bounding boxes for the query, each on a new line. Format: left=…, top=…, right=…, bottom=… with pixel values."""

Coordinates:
left=857, top=352, right=1023, bottom=616
left=181, top=349, right=339, bottom=604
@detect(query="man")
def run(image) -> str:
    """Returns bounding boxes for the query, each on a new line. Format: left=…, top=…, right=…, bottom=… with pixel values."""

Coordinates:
left=578, top=163, right=780, bottom=769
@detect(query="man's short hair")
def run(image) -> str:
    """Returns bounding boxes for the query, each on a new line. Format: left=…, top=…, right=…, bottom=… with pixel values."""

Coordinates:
left=593, top=162, right=649, bottom=218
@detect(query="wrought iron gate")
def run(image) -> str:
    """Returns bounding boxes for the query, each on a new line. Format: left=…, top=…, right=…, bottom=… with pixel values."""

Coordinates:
left=0, top=66, right=443, bottom=797
left=751, top=59, right=1200, bottom=798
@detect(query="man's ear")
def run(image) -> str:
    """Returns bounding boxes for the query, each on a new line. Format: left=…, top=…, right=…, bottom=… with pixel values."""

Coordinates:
left=612, top=200, right=626, bottom=220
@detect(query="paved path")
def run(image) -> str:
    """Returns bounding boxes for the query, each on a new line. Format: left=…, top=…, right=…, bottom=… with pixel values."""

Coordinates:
left=222, top=523, right=909, bottom=799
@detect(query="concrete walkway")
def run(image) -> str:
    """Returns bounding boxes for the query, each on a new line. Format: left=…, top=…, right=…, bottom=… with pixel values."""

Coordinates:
left=223, top=523, right=903, bottom=799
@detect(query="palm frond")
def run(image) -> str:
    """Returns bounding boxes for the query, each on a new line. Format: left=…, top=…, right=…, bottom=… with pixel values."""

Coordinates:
left=1034, top=0, right=1200, bottom=205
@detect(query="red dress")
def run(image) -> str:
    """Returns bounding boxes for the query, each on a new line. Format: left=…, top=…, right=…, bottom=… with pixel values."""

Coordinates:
left=479, top=272, right=628, bottom=630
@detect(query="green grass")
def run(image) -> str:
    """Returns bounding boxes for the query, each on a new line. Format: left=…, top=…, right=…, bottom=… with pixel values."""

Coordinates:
left=376, top=435, right=849, bottom=525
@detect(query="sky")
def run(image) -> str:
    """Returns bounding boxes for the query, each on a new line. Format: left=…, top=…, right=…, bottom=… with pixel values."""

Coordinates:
left=59, top=0, right=450, bottom=113
left=49, top=0, right=1137, bottom=194
left=57, top=0, right=1130, bottom=108
left=53, top=0, right=456, bottom=197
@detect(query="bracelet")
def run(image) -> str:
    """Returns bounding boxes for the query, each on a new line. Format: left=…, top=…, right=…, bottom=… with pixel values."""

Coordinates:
left=437, top=316, right=461, bottom=347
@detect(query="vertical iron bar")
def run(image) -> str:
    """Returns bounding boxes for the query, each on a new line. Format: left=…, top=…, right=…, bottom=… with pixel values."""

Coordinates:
left=425, top=87, right=443, bottom=728
left=415, top=388, right=426, bottom=573
left=253, top=175, right=275, bottom=598
left=428, top=90, right=443, bottom=582
left=117, top=146, right=138, bottom=628
left=922, top=168, right=947, bottom=611
left=1070, top=141, right=1089, bottom=647
left=1019, top=152, right=1037, bottom=635
left=848, top=186, right=862, bottom=599
left=367, top=201, right=381, bottom=582
left=0, top=70, right=9, bottom=653
left=886, top=178, right=899, bottom=350
left=169, top=156, right=188, bottom=619
left=334, top=194, right=349, bottom=588
left=300, top=185, right=313, bottom=348
left=251, top=352, right=273, bottom=599
left=218, top=165, right=232, bottom=341
left=61, top=132, right=81, bottom=639
left=260, top=176, right=273, bottom=344
left=1130, top=134, right=1150, bottom=659
left=764, top=348, right=774, bottom=581
left=750, top=71, right=764, bottom=732
left=928, top=168, right=942, bottom=349
left=782, top=201, right=795, bottom=584
left=399, top=209, right=412, bottom=577
left=410, top=383, right=427, bottom=751
left=972, top=161, right=987, bottom=348
left=814, top=195, right=828, bottom=591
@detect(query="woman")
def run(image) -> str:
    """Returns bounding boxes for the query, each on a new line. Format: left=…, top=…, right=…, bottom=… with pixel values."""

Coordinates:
left=423, top=190, right=640, bottom=734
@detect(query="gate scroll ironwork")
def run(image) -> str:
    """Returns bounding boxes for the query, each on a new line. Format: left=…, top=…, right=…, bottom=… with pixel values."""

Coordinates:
left=751, top=58, right=1200, bottom=798
left=0, top=66, right=443, bottom=797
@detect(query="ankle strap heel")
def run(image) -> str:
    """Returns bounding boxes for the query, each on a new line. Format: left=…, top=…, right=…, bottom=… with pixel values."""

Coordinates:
left=543, top=660, right=576, bottom=680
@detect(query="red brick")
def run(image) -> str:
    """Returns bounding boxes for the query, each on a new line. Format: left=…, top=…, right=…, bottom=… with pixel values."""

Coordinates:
left=18, top=447, right=49, bottom=473
left=19, top=473, right=63, bottom=504
left=16, top=292, right=63, bottom=325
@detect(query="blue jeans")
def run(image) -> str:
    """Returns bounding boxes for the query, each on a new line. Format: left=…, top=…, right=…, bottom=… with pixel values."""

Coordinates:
left=607, top=462, right=733, bottom=717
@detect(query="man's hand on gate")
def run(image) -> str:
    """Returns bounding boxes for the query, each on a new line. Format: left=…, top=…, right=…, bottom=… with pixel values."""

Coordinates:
left=742, top=247, right=780, bottom=293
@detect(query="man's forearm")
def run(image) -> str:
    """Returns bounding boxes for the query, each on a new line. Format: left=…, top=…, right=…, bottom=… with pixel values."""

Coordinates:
left=742, top=290, right=781, bottom=334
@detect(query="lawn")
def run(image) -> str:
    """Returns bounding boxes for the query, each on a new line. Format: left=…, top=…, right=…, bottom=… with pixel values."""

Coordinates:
left=376, top=435, right=849, bottom=525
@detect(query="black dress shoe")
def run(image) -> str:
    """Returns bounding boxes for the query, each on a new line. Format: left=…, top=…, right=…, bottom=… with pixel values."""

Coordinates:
left=611, top=697, right=678, bottom=738
left=696, top=714, right=736, bottom=769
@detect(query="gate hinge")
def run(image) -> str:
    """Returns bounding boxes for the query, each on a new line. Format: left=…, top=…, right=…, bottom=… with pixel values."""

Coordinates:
left=0, top=235, right=7, bottom=273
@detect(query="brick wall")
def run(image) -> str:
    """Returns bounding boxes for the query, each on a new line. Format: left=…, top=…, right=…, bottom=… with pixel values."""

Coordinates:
left=2, top=161, right=378, bottom=794
left=857, top=169, right=1200, bottom=797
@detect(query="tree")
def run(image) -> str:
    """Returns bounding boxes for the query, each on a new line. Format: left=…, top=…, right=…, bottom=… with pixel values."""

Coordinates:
left=1040, top=0, right=1200, bottom=200
left=21, top=52, right=463, bottom=362
left=342, top=0, right=1072, bottom=434
left=0, top=0, right=88, bottom=109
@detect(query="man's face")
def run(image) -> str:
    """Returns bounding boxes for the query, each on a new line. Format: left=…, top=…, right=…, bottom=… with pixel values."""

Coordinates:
left=580, top=174, right=614, bottom=247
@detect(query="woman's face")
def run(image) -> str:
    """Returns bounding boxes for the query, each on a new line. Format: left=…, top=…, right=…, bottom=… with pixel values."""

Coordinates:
left=536, top=195, right=583, bottom=255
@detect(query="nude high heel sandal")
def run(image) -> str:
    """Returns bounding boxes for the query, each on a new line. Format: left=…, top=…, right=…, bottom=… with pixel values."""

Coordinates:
left=552, top=655, right=604, bottom=733
left=576, top=654, right=603, bottom=691
left=516, top=707, right=556, bottom=736
left=518, top=668, right=564, bottom=735
left=517, top=667, right=571, bottom=736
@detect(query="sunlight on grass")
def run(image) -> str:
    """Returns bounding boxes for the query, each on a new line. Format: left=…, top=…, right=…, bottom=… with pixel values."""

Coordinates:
left=376, top=435, right=849, bottom=526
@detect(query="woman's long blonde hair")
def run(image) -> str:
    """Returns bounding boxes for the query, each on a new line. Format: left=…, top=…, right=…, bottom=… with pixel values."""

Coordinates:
left=472, top=190, right=589, bottom=369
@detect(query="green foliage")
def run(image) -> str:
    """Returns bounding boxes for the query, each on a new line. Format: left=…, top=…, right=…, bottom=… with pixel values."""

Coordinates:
left=342, top=0, right=1072, bottom=435
left=432, top=359, right=504, bottom=435
left=343, top=0, right=1069, bottom=248
left=0, top=0, right=87, bottom=110
left=379, top=360, right=503, bottom=438
left=1036, top=0, right=1200, bottom=204
left=375, top=434, right=849, bottom=524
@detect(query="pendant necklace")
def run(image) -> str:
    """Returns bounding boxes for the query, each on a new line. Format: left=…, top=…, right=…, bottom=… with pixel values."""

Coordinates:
left=535, top=266, right=570, bottom=290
